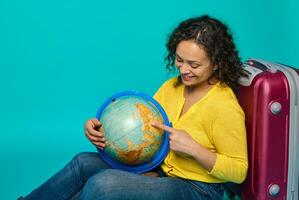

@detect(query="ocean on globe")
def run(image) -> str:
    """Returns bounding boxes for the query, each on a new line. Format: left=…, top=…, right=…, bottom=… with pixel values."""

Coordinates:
left=97, top=93, right=167, bottom=167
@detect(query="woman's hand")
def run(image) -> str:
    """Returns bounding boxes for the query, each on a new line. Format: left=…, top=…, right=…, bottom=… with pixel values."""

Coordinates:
left=151, top=122, right=195, bottom=156
left=84, top=118, right=106, bottom=150
left=151, top=121, right=216, bottom=171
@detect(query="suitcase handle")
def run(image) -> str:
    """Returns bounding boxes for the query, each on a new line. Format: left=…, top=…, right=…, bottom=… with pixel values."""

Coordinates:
left=239, top=63, right=263, bottom=86
left=239, top=59, right=279, bottom=86
left=247, top=59, right=278, bottom=73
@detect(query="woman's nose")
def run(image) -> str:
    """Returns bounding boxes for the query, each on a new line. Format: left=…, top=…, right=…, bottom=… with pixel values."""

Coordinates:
left=178, top=63, right=191, bottom=74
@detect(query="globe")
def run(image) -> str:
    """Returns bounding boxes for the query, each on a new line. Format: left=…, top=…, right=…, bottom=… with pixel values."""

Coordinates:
left=96, top=91, right=170, bottom=173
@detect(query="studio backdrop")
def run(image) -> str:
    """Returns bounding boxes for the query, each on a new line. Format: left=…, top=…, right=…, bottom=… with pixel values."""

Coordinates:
left=0, top=0, right=298, bottom=199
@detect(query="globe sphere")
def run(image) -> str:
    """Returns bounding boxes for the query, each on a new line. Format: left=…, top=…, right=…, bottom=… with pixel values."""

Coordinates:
left=98, top=93, right=168, bottom=168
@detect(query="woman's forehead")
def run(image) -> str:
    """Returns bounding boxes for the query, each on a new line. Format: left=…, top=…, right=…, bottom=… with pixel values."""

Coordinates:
left=176, top=40, right=209, bottom=62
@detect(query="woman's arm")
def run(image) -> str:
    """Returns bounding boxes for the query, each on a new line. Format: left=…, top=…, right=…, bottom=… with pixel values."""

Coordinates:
left=151, top=122, right=216, bottom=171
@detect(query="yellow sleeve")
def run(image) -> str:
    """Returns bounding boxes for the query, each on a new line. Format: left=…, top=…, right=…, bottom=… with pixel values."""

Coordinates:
left=153, top=78, right=176, bottom=106
left=153, top=85, right=164, bottom=104
left=208, top=103, right=248, bottom=183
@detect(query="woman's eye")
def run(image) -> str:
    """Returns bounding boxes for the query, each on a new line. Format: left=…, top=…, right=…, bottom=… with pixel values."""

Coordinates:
left=191, top=63, right=201, bottom=68
left=176, top=58, right=183, bottom=62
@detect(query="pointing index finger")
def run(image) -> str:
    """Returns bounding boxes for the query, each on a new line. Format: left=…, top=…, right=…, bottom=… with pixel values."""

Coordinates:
left=151, top=122, right=174, bottom=133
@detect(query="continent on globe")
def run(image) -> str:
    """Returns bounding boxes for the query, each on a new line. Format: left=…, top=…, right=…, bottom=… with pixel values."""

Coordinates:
left=99, top=95, right=166, bottom=166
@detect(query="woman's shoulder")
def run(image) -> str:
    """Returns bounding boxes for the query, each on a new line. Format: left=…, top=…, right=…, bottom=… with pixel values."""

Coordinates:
left=157, top=77, right=179, bottom=91
left=212, top=83, right=243, bottom=110
left=153, top=77, right=181, bottom=104
left=161, top=77, right=178, bottom=87
left=214, top=82, right=237, bottom=99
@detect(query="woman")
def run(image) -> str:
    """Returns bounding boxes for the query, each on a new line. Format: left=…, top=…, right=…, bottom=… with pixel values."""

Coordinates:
left=21, top=15, right=248, bottom=200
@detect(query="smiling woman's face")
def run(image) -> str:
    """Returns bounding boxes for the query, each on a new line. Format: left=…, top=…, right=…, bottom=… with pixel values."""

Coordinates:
left=175, top=40, right=216, bottom=89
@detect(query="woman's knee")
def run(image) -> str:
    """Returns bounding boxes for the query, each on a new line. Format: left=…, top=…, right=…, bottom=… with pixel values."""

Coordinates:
left=79, top=170, right=126, bottom=199
left=71, top=152, right=107, bottom=178
left=86, top=169, right=122, bottom=190
left=72, top=152, right=98, bottom=166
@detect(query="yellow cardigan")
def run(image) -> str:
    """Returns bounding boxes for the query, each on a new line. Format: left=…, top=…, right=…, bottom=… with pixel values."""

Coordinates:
left=154, top=78, right=248, bottom=183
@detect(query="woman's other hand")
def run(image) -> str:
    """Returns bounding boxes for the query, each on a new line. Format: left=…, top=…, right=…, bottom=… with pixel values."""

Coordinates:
left=84, top=118, right=106, bottom=150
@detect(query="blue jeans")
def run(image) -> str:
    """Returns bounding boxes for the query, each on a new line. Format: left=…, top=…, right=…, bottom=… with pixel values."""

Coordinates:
left=23, top=152, right=224, bottom=200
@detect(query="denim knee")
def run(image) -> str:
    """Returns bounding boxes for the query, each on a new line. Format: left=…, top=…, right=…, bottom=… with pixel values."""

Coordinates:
left=71, top=152, right=109, bottom=181
left=72, top=152, right=96, bottom=166
left=79, top=169, right=124, bottom=200
left=85, top=169, right=120, bottom=192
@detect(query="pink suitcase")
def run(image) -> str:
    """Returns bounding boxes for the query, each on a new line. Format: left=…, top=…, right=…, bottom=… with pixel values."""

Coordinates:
left=237, top=59, right=299, bottom=200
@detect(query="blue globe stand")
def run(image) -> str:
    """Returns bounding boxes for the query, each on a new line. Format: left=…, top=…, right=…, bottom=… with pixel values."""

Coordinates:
left=96, top=91, right=171, bottom=174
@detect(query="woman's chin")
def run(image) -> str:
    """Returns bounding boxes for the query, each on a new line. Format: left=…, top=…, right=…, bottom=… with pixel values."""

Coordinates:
left=181, top=78, right=195, bottom=85
left=182, top=81, right=195, bottom=87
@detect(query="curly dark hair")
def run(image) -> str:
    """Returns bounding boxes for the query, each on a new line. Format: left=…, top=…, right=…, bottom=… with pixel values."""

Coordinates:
left=165, top=15, right=247, bottom=92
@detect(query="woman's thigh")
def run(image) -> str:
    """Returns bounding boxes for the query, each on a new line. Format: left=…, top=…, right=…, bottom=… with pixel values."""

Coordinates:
left=78, top=169, right=224, bottom=200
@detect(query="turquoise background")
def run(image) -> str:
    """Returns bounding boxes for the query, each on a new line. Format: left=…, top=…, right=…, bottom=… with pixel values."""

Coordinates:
left=0, top=0, right=298, bottom=199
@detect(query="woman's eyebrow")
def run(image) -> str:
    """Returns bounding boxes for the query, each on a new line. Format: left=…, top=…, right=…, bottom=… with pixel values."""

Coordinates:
left=175, top=53, right=201, bottom=63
